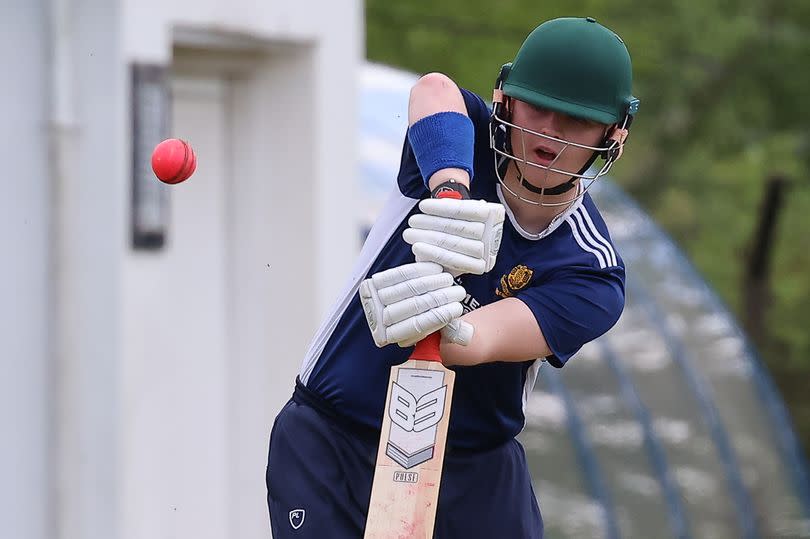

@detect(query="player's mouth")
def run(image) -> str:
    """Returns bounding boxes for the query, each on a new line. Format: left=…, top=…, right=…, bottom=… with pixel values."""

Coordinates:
left=533, top=145, right=559, bottom=166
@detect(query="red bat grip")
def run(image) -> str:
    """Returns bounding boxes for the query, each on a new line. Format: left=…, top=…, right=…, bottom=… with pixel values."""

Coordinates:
left=409, top=332, right=442, bottom=362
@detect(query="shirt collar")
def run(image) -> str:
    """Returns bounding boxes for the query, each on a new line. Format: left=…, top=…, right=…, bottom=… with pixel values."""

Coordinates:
left=495, top=184, right=584, bottom=241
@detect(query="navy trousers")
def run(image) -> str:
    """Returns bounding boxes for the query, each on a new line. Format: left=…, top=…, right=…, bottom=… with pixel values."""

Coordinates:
left=266, top=383, right=543, bottom=538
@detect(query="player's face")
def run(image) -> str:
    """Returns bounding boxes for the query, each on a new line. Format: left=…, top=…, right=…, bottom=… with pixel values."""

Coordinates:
left=508, top=98, right=608, bottom=188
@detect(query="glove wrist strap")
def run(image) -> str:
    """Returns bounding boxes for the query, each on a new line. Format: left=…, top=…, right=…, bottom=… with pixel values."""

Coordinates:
left=431, top=179, right=471, bottom=200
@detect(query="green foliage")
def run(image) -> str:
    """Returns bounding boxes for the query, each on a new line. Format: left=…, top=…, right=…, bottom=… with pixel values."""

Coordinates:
left=367, top=0, right=810, bottom=444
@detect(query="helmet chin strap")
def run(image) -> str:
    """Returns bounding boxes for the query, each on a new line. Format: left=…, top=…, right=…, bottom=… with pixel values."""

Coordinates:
left=515, top=163, right=577, bottom=195
left=512, top=149, right=600, bottom=197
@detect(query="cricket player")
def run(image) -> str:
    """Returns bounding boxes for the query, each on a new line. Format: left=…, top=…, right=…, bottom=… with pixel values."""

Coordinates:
left=267, top=17, right=638, bottom=538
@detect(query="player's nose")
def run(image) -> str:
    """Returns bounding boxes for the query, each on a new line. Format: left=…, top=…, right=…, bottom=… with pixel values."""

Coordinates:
left=527, top=108, right=564, bottom=140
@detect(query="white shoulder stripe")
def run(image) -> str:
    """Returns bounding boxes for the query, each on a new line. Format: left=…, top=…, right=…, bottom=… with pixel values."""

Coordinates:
left=574, top=211, right=614, bottom=266
left=298, top=189, right=420, bottom=384
left=571, top=210, right=611, bottom=266
left=577, top=206, right=617, bottom=267
left=566, top=216, right=608, bottom=269
left=569, top=211, right=611, bottom=268
left=571, top=209, right=617, bottom=268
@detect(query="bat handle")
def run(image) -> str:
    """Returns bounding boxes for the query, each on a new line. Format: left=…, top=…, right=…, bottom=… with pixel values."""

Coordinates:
left=405, top=185, right=464, bottom=363
left=409, top=332, right=442, bottom=362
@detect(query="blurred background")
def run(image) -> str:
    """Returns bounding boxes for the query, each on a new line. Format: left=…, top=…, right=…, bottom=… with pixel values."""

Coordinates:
left=2, top=1, right=809, bottom=538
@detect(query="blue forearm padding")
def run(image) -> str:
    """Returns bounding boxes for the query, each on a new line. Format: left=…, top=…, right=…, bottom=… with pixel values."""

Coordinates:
left=407, top=111, right=475, bottom=187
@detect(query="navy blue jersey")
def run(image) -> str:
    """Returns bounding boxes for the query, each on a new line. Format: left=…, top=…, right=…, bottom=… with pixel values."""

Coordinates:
left=298, top=88, right=625, bottom=450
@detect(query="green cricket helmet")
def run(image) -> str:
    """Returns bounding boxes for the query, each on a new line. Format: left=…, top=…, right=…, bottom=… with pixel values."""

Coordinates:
left=490, top=17, right=640, bottom=206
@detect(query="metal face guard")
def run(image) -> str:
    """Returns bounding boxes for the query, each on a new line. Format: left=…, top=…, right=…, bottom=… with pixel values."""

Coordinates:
left=489, top=108, right=627, bottom=207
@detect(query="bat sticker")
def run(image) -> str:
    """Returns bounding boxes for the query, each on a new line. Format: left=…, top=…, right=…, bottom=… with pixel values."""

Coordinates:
left=385, top=369, right=447, bottom=469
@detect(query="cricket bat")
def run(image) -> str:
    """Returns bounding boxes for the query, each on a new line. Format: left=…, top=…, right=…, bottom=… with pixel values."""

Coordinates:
left=364, top=331, right=455, bottom=538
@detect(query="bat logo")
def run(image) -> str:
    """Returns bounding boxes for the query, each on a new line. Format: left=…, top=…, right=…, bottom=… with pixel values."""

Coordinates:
left=389, top=382, right=447, bottom=432
left=385, top=369, right=448, bottom=469
left=289, top=509, right=305, bottom=530
left=393, top=471, right=419, bottom=483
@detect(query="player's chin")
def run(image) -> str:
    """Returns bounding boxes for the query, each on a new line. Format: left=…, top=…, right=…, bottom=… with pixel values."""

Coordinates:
left=521, top=170, right=572, bottom=191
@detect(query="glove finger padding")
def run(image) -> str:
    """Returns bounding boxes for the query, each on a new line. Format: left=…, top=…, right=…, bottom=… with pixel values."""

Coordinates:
left=370, top=261, right=443, bottom=289
left=402, top=228, right=485, bottom=258
left=418, top=198, right=496, bottom=222
left=376, top=272, right=455, bottom=305
left=412, top=242, right=487, bottom=276
left=404, top=198, right=506, bottom=276
left=441, top=319, right=475, bottom=346
left=360, top=261, right=466, bottom=348
left=399, top=313, right=475, bottom=348
left=383, top=285, right=466, bottom=325
left=359, top=278, right=388, bottom=347
left=386, top=302, right=464, bottom=344
left=407, top=214, right=485, bottom=240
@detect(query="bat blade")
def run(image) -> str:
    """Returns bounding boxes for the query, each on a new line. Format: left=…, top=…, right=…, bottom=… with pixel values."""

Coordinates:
left=364, top=336, right=455, bottom=538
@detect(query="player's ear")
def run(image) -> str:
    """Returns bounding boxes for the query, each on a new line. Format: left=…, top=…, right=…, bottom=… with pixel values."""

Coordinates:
left=601, top=123, right=629, bottom=161
left=600, top=98, right=637, bottom=161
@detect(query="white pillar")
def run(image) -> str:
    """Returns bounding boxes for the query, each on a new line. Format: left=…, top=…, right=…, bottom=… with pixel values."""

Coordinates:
left=0, top=1, right=52, bottom=538
left=50, top=0, right=126, bottom=537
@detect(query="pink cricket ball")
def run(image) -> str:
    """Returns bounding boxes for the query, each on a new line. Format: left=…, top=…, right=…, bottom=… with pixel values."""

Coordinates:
left=151, top=138, right=197, bottom=184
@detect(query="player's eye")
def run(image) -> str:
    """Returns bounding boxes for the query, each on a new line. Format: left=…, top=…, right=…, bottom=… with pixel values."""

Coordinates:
left=571, top=115, right=594, bottom=126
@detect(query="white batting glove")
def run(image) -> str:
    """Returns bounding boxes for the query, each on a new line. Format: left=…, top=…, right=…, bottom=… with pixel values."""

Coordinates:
left=441, top=319, right=475, bottom=346
left=396, top=318, right=475, bottom=348
left=403, top=198, right=506, bottom=276
left=359, top=262, right=466, bottom=348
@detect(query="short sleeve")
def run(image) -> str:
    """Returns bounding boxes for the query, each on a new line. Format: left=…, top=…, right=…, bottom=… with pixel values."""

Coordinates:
left=458, top=87, right=492, bottom=134
left=516, top=267, right=626, bottom=368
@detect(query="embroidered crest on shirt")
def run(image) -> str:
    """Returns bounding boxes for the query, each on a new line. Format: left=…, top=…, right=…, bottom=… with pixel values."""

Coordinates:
left=496, top=264, right=533, bottom=298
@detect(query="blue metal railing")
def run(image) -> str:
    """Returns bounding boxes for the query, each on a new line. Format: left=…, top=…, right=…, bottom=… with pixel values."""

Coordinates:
left=600, top=181, right=810, bottom=522
left=544, top=367, right=622, bottom=539
left=627, top=279, right=760, bottom=538
left=598, top=339, right=693, bottom=539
